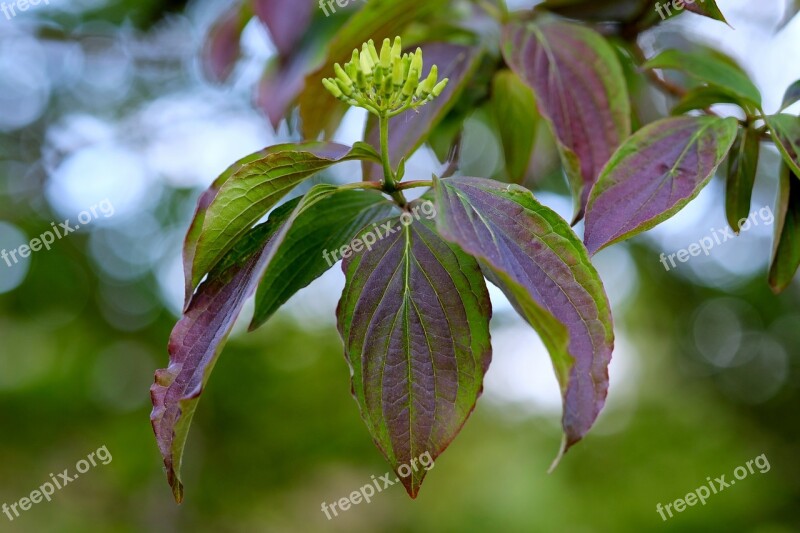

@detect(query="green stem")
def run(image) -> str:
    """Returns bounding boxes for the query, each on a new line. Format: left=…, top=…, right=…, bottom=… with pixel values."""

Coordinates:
left=397, top=180, right=433, bottom=190
left=378, top=112, right=408, bottom=206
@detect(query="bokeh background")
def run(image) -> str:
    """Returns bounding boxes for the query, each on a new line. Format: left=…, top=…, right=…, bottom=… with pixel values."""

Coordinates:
left=0, top=0, right=799, bottom=531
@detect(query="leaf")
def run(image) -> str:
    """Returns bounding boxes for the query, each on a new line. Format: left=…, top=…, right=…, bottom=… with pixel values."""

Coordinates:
left=769, top=163, right=800, bottom=293
left=362, top=43, right=483, bottom=181
left=781, top=79, right=800, bottom=111
left=337, top=211, right=492, bottom=497
left=765, top=113, right=800, bottom=176
left=491, top=69, right=539, bottom=183
left=726, top=127, right=761, bottom=232
left=201, top=7, right=246, bottom=83
left=670, top=86, right=742, bottom=116
left=684, top=0, right=728, bottom=24
left=184, top=142, right=381, bottom=306
left=255, top=52, right=311, bottom=129
left=432, top=176, right=614, bottom=459
left=502, top=18, right=631, bottom=222
left=250, top=185, right=396, bottom=330
left=298, top=0, right=448, bottom=139
left=584, top=116, right=738, bottom=254
left=151, top=199, right=299, bottom=503
left=252, top=0, right=314, bottom=58
left=726, top=126, right=761, bottom=232
left=643, top=49, right=762, bottom=109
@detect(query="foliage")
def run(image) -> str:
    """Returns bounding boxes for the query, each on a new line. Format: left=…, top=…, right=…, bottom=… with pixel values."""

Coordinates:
left=153, top=0, right=800, bottom=502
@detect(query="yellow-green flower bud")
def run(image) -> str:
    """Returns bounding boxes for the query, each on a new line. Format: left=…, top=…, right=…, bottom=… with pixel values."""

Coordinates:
left=391, top=36, right=402, bottom=61
left=359, top=47, right=374, bottom=77
left=322, top=78, right=343, bottom=99
left=367, top=40, right=380, bottom=63
left=432, top=78, right=449, bottom=97
left=410, top=48, right=423, bottom=76
left=334, top=64, right=353, bottom=91
left=402, top=68, right=419, bottom=98
left=418, top=65, right=438, bottom=97
left=392, top=59, right=403, bottom=87
left=380, top=38, right=392, bottom=69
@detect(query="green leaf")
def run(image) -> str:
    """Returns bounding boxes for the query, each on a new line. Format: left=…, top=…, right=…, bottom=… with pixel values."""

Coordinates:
left=433, top=176, right=614, bottom=461
left=491, top=69, right=539, bottom=183
left=337, top=211, right=492, bottom=498
left=781, top=79, right=800, bottom=111
left=769, top=164, right=800, bottom=293
left=502, top=17, right=631, bottom=221
left=643, top=49, right=762, bottom=109
left=726, top=126, right=761, bottom=232
left=584, top=116, right=739, bottom=254
left=670, top=86, right=742, bottom=116
left=250, top=185, right=396, bottom=330
left=185, top=142, right=381, bottom=304
left=765, top=114, right=800, bottom=176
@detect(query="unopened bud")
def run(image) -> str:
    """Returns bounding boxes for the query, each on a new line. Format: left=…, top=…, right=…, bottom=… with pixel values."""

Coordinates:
left=367, top=40, right=380, bottom=63
left=432, top=78, right=449, bottom=97
left=391, top=36, right=402, bottom=61
left=322, top=78, right=343, bottom=99
left=380, top=38, right=392, bottom=69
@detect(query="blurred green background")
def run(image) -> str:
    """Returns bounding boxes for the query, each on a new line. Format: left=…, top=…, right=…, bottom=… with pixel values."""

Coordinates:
left=1, top=0, right=799, bottom=531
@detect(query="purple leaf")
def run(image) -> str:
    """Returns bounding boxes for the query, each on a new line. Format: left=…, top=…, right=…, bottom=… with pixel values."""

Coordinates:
left=255, top=53, right=311, bottom=129
left=684, top=0, right=729, bottom=24
left=433, top=176, right=614, bottom=460
left=152, top=200, right=298, bottom=503
left=202, top=7, right=246, bottom=84
left=253, top=0, right=314, bottom=58
left=584, top=116, right=739, bottom=255
left=765, top=114, right=800, bottom=176
left=502, top=18, right=631, bottom=222
left=362, top=43, right=482, bottom=181
left=337, top=213, right=492, bottom=497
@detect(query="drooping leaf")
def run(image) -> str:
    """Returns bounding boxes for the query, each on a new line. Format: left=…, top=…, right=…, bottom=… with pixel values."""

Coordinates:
left=201, top=7, right=246, bottom=83
left=298, top=0, right=448, bottom=138
left=250, top=185, right=396, bottom=330
left=643, top=49, right=762, bottom=109
left=491, top=69, right=539, bottom=183
left=781, top=79, right=800, bottom=111
left=337, top=212, right=492, bottom=497
left=765, top=113, right=800, bottom=176
left=433, top=176, right=614, bottom=459
left=769, top=163, right=800, bottom=293
left=184, top=142, right=381, bottom=306
left=584, top=116, right=738, bottom=254
left=255, top=51, right=311, bottom=129
left=252, top=0, right=314, bottom=58
left=684, top=0, right=728, bottom=24
left=151, top=199, right=298, bottom=503
left=362, top=43, right=482, bottom=181
left=670, top=86, right=741, bottom=116
left=726, top=127, right=761, bottom=232
left=502, top=18, right=631, bottom=221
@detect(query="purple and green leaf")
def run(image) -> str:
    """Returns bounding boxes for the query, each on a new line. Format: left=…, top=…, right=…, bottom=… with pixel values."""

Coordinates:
left=337, top=212, right=492, bottom=497
left=432, top=176, right=614, bottom=460
left=765, top=113, right=800, bottom=176
left=502, top=18, right=631, bottom=222
left=769, top=163, right=800, bottom=293
left=201, top=6, right=247, bottom=84
left=684, top=0, right=728, bottom=24
left=726, top=126, right=761, bottom=232
left=781, top=80, right=800, bottom=111
left=584, top=116, right=738, bottom=254
left=183, top=142, right=381, bottom=306
left=152, top=199, right=299, bottom=503
left=250, top=184, right=396, bottom=330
